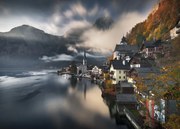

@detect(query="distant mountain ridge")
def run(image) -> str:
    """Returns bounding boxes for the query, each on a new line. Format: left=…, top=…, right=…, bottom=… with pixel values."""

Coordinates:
left=0, top=25, right=69, bottom=59
left=0, top=24, right=107, bottom=68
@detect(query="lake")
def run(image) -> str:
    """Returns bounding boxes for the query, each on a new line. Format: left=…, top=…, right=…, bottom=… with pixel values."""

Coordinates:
left=0, top=69, right=134, bottom=129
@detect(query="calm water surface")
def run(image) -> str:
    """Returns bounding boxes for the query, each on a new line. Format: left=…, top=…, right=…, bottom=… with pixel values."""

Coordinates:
left=0, top=69, right=134, bottom=129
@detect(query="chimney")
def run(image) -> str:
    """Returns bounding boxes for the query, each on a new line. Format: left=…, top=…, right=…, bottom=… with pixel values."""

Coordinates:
left=122, top=60, right=125, bottom=65
left=117, top=56, right=120, bottom=60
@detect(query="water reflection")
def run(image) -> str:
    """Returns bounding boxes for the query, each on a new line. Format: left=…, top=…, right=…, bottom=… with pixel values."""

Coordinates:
left=102, top=94, right=134, bottom=129
left=70, top=77, right=77, bottom=89
left=0, top=71, right=133, bottom=129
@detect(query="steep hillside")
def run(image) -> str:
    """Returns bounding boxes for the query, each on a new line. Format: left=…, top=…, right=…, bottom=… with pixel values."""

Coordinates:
left=126, top=0, right=180, bottom=44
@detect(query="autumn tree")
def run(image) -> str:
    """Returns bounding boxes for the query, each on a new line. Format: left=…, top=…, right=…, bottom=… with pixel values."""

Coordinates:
left=134, top=76, right=148, bottom=93
left=70, top=61, right=77, bottom=74
left=163, top=114, right=180, bottom=129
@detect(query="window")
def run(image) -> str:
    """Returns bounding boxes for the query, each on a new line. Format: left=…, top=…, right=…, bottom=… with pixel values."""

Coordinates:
left=124, top=71, right=126, bottom=74
left=119, top=76, right=121, bottom=79
left=124, top=76, right=126, bottom=79
left=119, top=71, right=121, bottom=74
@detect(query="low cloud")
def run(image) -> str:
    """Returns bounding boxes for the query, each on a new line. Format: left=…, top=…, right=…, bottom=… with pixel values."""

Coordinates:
left=67, top=46, right=78, bottom=53
left=40, top=54, right=74, bottom=62
left=79, top=52, right=106, bottom=58
left=80, top=12, right=147, bottom=51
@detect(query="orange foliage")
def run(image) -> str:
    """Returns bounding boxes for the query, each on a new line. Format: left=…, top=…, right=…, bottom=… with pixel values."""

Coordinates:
left=126, top=0, right=180, bottom=44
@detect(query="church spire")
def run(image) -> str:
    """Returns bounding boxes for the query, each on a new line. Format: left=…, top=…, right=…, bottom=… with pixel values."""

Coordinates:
left=83, top=50, right=87, bottom=65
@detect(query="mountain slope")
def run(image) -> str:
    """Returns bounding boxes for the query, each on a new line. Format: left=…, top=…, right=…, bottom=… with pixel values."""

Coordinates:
left=0, top=24, right=107, bottom=68
left=0, top=25, right=70, bottom=59
left=126, top=0, right=180, bottom=44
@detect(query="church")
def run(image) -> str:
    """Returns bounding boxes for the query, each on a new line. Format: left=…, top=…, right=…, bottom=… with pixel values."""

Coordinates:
left=77, top=51, right=88, bottom=75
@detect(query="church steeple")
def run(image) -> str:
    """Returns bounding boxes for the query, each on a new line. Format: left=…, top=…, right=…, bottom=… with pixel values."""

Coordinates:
left=83, top=50, right=87, bottom=65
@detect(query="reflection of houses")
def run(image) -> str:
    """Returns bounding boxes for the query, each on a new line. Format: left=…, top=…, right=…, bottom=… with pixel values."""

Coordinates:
left=110, top=59, right=130, bottom=84
left=77, top=51, right=88, bottom=75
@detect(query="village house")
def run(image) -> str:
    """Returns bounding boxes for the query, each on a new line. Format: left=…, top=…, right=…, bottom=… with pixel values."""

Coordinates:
left=129, top=53, right=154, bottom=68
left=116, top=82, right=135, bottom=94
left=170, top=15, right=180, bottom=39
left=127, top=66, right=161, bottom=101
left=116, top=94, right=138, bottom=110
left=140, top=40, right=163, bottom=59
left=91, top=66, right=102, bottom=75
left=110, top=59, right=130, bottom=84
left=126, top=66, right=178, bottom=124
left=113, top=37, right=139, bottom=62
left=146, top=99, right=179, bottom=124
left=128, top=66, right=159, bottom=78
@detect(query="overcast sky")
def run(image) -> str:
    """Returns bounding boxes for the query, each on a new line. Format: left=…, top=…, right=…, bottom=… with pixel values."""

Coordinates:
left=0, top=0, right=158, bottom=35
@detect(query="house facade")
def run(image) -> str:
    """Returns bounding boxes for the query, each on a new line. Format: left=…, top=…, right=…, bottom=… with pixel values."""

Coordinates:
left=91, top=66, right=102, bottom=75
left=140, top=40, right=163, bottom=58
left=170, top=19, right=180, bottom=39
left=113, top=37, right=138, bottom=61
left=110, top=59, right=130, bottom=84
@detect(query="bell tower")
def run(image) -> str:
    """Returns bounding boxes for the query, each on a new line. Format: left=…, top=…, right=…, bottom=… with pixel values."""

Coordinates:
left=83, top=50, right=87, bottom=65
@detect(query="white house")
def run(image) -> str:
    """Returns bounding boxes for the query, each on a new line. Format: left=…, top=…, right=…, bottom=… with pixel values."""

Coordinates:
left=91, top=66, right=102, bottom=75
left=110, top=59, right=130, bottom=84
left=170, top=20, right=180, bottom=39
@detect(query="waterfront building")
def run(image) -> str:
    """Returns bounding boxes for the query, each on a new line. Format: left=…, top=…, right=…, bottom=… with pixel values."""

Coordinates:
left=113, top=37, right=138, bottom=61
left=91, top=66, right=102, bottom=75
left=140, top=40, right=163, bottom=58
left=110, top=59, right=130, bottom=84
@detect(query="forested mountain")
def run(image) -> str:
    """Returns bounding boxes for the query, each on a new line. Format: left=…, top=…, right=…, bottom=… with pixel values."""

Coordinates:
left=126, top=0, right=180, bottom=45
left=0, top=25, right=70, bottom=59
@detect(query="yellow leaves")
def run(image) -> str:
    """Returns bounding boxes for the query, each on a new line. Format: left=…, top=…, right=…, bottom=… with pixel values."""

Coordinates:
left=163, top=114, right=180, bottom=129
left=105, top=80, right=112, bottom=89
left=147, top=62, right=180, bottom=100
left=103, top=72, right=114, bottom=89
left=126, top=0, right=179, bottom=44
left=104, top=73, right=110, bottom=80
left=134, top=76, right=148, bottom=92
